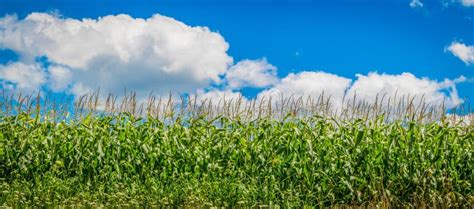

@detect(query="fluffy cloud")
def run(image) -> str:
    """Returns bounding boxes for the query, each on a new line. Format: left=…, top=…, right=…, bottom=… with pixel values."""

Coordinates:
left=410, top=0, right=424, bottom=8
left=447, top=42, right=474, bottom=65
left=346, top=72, right=464, bottom=108
left=445, top=113, right=473, bottom=126
left=257, top=71, right=352, bottom=107
left=194, top=89, right=246, bottom=103
left=0, top=13, right=233, bottom=96
left=256, top=71, right=464, bottom=109
left=48, top=65, right=72, bottom=91
left=0, top=12, right=467, bottom=113
left=0, top=62, right=46, bottom=93
left=225, top=58, right=278, bottom=89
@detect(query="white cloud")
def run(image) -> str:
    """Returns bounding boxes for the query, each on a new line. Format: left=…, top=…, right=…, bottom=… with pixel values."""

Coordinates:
left=257, top=71, right=464, bottom=110
left=461, top=0, right=474, bottom=7
left=0, top=12, right=467, bottom=113
left=446, top=113, right=473, bottom=126
left=194, top=89, right=246, bottom=103
left=447, top=42, right=474, bottom=65
left=410, top=0, right=424, bottom=8
left=0, top=62, right=46, bottom=93
left=0, top=13, right=233, bottom=96
left=48, top=65, right=72, bottom=91
left=257, top=71, right=352, bottom=107
left=436, top=0, right=473, bottom=7
left=346, top=72, right=464, bottom=108
left=225, top=58, right=278, bottom=89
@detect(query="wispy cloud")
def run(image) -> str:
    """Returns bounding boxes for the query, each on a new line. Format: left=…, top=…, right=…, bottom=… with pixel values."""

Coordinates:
left=410, top=0, right=424, bottom=8
left=446, top=42, right=474, bottom=65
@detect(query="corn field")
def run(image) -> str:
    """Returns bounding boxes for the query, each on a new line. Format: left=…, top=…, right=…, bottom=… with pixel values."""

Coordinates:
left=1, top=91, right=473, bottom=207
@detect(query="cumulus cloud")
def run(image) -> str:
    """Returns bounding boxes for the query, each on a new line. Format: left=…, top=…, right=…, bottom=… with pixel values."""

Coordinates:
left=193, top=89, right=247, bottom=107
left=346, top=72, right=464, bottom=108
left=257, top=71, right=352, bottom=107
left=445, top=113, right=473, bottom=126
left=0, top=13, right=233, bottom=96
left=0, top=12, right=467, bottom=113
left=0, top=62, right=46, bottom=93
left=447, top=42, right=474, bottom=65
left=225, top=58, right=278, bottom=89
left=410, top=0, right=424, bottom=8
left=256, top=71, right=464, bottom=109
left=48, top=65, right=72, bottom=91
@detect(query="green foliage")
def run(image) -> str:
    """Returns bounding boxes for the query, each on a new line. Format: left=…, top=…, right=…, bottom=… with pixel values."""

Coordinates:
left=1, top=112, right=473, bottom=207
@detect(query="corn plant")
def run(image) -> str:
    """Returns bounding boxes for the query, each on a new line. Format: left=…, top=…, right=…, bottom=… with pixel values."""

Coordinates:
left=1, top=91, right=473, bottom=207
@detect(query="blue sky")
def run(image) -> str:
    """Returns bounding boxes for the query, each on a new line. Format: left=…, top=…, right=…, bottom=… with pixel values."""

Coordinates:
left=0, top=0, right=473, bottom=108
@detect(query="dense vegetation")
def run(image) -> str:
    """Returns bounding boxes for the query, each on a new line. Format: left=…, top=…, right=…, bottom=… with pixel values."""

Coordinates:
left=1, top=93, right=473, bottom=207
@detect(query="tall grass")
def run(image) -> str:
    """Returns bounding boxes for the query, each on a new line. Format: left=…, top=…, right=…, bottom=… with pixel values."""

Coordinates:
left=1, top=91, right=473, bottom=207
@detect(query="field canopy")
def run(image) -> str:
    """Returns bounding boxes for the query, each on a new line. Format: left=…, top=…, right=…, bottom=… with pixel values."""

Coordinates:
left=0, top=90, right=472, bottom=125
